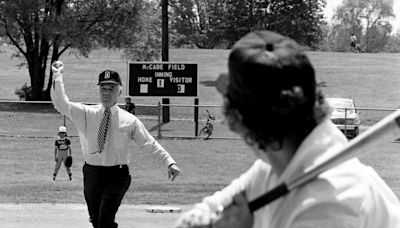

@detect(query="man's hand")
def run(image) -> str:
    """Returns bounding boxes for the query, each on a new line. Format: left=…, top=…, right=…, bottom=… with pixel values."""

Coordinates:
left=51, top=60, right=64, bottom=80
left=174, top=204, right=216, bottom=228
left=212, top=192, right=253, bottom=228
left=168, top=164, right=181, bottom=181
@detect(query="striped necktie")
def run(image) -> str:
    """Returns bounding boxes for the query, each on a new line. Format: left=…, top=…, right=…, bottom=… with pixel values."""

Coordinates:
left=98, top=108, right=111, bottom=152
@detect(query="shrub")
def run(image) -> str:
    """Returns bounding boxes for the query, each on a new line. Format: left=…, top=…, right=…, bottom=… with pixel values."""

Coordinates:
left=14, top=83, right=32, bottom=101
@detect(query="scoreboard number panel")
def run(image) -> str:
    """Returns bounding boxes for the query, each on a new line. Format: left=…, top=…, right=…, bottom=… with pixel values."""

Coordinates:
left=128, top=62, right=198, bottom=97
left=177, top=84, right=185, bottom=93
left=157, top=79, right=165, bottom=88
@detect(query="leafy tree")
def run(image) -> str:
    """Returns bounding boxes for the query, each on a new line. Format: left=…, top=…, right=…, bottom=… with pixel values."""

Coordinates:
left=254, top=0, right=327, bottom=49
left=329, top=0, right=394, bottom=52
left=384, top=32, right=400, bottom=53
left=219, top=0, right=259, bottom=48
left=123, top=0, right=162, bottom=61
left=169, top=0, right=226, bottom=48
left=0, top=0, right=143, bottom=100
left=170, top=0, right=327, bottom=49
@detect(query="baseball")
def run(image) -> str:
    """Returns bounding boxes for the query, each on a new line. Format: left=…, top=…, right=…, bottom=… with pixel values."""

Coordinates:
left=52, top=60, right=64, bottom=75
left=53, top=60, right=63, bottom=69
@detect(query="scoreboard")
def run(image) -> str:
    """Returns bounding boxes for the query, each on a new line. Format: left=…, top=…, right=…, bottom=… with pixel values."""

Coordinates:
left=128, top=62, right=198, bottom=97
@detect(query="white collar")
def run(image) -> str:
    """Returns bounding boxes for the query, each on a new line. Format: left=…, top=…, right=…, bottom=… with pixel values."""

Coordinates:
left=100, top=103, right=118, bottom=115
left=278, top=118, right=349, bottom=184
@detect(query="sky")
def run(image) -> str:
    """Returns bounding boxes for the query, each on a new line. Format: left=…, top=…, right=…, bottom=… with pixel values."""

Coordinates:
left=323, top=0, right=400, bottom=34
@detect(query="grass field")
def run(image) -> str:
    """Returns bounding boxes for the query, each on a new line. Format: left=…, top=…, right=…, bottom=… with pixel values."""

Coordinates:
left=0, top=137, right=256, bottom=204
left=1, top=136, right=399, bottom=205
left=1, top=47, right=399, bottom=108
left=0, top=47, right=400, bottom=205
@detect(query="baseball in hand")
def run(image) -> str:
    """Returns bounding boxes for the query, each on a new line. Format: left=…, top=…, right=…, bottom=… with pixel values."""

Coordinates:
left=52, top=60, right=64, bottom=74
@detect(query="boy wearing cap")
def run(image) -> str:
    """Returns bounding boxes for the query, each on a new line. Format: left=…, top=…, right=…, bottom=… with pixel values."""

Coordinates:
left=124, top=96, right=135, bottom=115
left=50, top=63, right=181, bottom=228
left=53, top=126, right=72, bottom=181
left=175, top=30, right=400, bottom=228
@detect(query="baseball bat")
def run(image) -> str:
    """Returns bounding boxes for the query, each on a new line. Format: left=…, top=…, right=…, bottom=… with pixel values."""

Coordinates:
left=248, top=108, right=400, bottom=213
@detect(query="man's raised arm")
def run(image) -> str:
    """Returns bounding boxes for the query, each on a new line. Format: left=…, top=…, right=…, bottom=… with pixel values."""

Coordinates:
left=50, top=61, right=85, bottom=121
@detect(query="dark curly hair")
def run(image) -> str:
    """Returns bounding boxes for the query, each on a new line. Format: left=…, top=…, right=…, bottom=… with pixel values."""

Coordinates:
left=223, top=86, right=328, bottom=151
left=222, top=31, right=329, bottom=151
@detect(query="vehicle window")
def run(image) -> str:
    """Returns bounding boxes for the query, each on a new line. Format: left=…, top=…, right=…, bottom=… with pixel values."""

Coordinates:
left=326, top=99, right=355, bottom=113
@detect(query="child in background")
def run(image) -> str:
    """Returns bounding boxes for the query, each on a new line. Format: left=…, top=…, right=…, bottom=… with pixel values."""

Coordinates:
left=53, top=126, right=72, bottom=181
left=124, top=96, right=136, bottom=115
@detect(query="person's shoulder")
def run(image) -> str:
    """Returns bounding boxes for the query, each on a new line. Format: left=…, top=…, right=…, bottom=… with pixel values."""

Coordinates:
left=90, top=104, right=102, bottom=111
left=72, top=102, right=101, bottom=113
left=253, top=159, right=271, bottom=170
left=293, top=159, right=370, bottom=207
left=248, top=159, right=272, bottom=181
left=118, top=106, right=136, bottom=119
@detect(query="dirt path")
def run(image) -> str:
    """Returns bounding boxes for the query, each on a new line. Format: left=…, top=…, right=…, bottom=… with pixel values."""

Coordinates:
left=0, top=203, right=191, bottom=228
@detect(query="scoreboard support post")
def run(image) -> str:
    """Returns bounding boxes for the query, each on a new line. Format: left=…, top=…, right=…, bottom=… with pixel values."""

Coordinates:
left=162, top=98, right=170, bottom=123
left=157, top=102, right=162, bottom=139
left=194, top=98, right=199, bottom=136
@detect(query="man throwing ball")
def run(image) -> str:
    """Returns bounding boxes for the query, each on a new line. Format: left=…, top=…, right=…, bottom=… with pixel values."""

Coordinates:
left=51, top=61, right=181, bottom=228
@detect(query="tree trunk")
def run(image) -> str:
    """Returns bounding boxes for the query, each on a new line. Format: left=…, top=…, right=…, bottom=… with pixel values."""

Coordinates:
left=25, top=43, right=50, bottom=101
left=24, top=27, right=46, bottom=101
left=28, top=59, right=45, bottom=101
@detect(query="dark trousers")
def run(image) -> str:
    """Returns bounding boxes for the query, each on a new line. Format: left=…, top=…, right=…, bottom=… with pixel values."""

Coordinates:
left=83, top=163, right=131, bottom=228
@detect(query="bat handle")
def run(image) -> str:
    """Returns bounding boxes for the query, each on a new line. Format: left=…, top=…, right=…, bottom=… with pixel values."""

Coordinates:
left=248, top=183, right=289, bottom=213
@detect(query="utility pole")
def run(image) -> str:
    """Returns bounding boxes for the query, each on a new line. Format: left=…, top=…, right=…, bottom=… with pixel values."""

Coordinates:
left=161, top=0, right=170, bottom=123
left=162, top=0, right=169, bottom=62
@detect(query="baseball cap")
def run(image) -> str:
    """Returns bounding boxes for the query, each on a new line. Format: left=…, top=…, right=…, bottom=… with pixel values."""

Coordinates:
left=97, top=70, right=122, bottom=86
left=58, top=126, right=67, bottom=133
left=216, top=30, right=316, bottom=108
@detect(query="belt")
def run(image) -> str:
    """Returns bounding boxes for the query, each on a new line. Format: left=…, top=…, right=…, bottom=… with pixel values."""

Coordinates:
left=84, top=162, right=128, bottom=169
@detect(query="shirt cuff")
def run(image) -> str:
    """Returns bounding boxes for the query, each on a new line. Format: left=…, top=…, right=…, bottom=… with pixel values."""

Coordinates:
left=54, top=74, right=63, bottom=82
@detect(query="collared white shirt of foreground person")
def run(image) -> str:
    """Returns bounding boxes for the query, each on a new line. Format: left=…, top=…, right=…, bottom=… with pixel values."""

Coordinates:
left=176, top=119, right=400, bottom=228
left=174, top=30, right=400, bottom=228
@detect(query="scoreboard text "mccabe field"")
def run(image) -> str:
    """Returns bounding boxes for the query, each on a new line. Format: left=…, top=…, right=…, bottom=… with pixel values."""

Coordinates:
left=128, top=63, right=198, bottom=97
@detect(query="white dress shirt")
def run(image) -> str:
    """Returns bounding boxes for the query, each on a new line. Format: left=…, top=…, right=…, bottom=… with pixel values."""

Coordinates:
left=51, top=76, right=176, bottom=167
left=197, top=119, right=400, bottom=228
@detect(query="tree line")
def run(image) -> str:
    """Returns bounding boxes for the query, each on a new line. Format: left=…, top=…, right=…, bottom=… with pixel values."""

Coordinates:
left=0, top=0, right=398, bottom=100
left=321, top=0, right=399, bottom=53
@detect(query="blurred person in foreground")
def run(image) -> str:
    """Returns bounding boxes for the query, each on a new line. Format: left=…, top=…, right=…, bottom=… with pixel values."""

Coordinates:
left=174, top=30, right=400, bottom=228
left=50, top=64, right=181, bottom=228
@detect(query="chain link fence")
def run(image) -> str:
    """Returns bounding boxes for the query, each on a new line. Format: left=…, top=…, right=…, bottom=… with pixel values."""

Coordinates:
left=0, top=101, right=161, bottom=139
left=330, top=107, right=397, bottom=138
left=0, top=101, right=233, bottom=139
left=0, top=101, right=398, bottom=140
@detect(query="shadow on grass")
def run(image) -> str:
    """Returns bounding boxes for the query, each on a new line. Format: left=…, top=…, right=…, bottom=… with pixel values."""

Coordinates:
left=200, top=80, right=217, bottom=87
left=148, top=122, right=170, bottom=133
left=0, top=102, right=58, bottom=113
